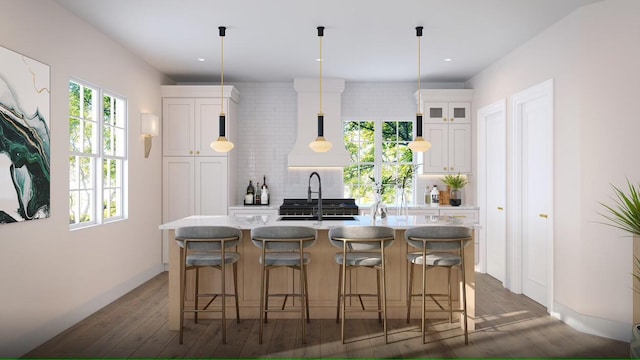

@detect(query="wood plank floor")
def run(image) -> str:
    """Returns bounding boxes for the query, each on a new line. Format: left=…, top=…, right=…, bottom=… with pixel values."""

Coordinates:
left=25, top=272, right=630, bottom=358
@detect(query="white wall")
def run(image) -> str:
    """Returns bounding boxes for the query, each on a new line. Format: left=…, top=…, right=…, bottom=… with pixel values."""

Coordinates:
left=467, top=0, right=640, bottom=341
left=0, top=0, right=167, bottom=356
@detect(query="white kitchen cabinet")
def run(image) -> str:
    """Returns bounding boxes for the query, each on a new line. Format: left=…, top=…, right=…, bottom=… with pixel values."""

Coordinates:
left=416, top=90, right=473, bottom=174
left=161, top=156, right=229, bottom=264
left=162, top=86, right=239, bottom=157
left=424, top=102, right=471, bottom=124
left=161, top=85, right=239, bottom=264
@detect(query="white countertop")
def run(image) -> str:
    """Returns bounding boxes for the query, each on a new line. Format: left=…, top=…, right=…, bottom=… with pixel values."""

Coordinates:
left=159, top=214, right=479, bottom=231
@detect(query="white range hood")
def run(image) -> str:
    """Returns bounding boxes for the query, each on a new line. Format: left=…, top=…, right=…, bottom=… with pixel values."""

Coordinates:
left=288, top=78, right=351, bottom=167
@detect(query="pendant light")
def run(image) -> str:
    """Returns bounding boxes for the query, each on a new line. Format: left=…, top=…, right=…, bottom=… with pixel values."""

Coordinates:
left=408, top=26, right=431, bottom=153
left=309, top=26, right=333, bottom=153
left=210, top=26, right=235, bottom=153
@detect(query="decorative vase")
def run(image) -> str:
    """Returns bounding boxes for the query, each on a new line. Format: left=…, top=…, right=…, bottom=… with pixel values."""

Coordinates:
left=450, top=188, right=462, bottom=206
left=371, top=193, right=387, bottom=220
left=395, top=185, right=409, bottom=217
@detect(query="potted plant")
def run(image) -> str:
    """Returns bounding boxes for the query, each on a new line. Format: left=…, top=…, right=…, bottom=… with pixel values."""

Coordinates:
left=598, top=179, right=640, bottom=357
left=442, top=173, right=469, bottom=206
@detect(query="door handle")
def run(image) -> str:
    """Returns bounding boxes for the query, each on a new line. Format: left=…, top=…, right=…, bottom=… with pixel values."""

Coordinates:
left=497, top=207, right=504, bottom=211
left=539, top=213, right=548, bottom=219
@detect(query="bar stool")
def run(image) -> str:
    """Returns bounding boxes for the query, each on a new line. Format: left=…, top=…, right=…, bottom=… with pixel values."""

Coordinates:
left=328, top=225, right=395, bottom=344
left=404, top=225, right=473, bottom=344
left=175, top=226, right=242, bottom=344
left=251, top=226, right=317, bottom=344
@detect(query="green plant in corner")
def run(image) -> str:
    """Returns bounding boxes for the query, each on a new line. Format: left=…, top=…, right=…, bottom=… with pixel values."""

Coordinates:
left=442, top=173, right=469, bottom=189
left=598, top=178, right=640, bottom=290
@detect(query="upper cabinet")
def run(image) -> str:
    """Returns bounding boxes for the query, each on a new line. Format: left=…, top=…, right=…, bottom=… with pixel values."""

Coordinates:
left=416, top=89, right=474, bottom=174
left=161, top=85, right=239, bottom=157
left=424, top=103, right=471, bottom=124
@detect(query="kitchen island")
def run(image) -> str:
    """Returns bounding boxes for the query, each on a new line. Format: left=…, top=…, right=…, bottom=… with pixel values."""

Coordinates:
left=159, top=215, right=478, bottom=331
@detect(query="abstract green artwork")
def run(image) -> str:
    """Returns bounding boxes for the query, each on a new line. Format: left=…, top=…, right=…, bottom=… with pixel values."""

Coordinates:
left=0, top=46, right=50, bottom=224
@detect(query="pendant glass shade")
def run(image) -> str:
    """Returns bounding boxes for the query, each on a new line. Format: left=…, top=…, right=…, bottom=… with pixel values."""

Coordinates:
left=409, top=26, right=431, bottom=153
left=211, top=26, right=234, bottom=153
left=211, top=136, right=235, bottom=152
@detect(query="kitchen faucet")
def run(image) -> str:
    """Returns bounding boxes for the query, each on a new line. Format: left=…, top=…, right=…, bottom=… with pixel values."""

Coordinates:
left=307, top=171, right=322, bottom=220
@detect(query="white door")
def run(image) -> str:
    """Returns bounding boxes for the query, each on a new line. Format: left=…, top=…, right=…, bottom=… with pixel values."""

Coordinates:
left=478, top=100, right=507, bottom=284
left=511, top=79, right=554, bottom=309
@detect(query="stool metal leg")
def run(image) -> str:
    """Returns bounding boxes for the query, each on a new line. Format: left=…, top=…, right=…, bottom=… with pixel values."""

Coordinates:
left=407, top=260, right=414, bottom=323
left=259, top=244, right=266, bottom=344
left=421, top=245, right=427, bottom=344
left=221, top=245, right=226, bottom=344
left=179, top=245, right=187, bottom=344
left=194, top=268, right=199, bottom=323
left=340, top=242, right=347, bottom=344
left=264, top=268, right=270, bottom=324
left=460, top=240, right=469, bottom=345
left=233, top=262, right=240, bottom=323
left=304, top=264, right=310, bottom=323
left=336, top=265, right=342, bottom=323
left=448, top=266, right=453, bottom=323
left=381, top=244, right=388, bottom=344
left=299, top=243, right=306, bottom=344
left=376, top=269, right=382, bottom=323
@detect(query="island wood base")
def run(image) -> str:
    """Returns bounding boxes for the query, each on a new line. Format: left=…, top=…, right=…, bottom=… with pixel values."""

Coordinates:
left=167, top=228, right=475, bottom=332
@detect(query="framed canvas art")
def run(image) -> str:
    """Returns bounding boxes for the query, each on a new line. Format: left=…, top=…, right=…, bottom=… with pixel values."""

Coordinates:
left=0, top=46, right=50, bottom=224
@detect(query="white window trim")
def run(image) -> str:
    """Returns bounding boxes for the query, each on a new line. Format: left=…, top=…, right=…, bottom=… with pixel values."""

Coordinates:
left=69, top=78, right=128, bottom=230
left=343, top=117, right=416, bottom=205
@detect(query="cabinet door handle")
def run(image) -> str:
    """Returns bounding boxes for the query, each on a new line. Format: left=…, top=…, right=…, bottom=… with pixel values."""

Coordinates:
left=450, top=167, right=454, bottom=170
left=450, top=118, right=455, bottom=122
left=497, top=207, right=504, bottom=211
left=443, top=167, right=447, bottom=171
left=443, top=118, right=448, bottom=122
left=189, top=150, right=193, bottom=154
left=196, top=150, right=200, bottom=155
left=539, top=213, right=548, bottom=219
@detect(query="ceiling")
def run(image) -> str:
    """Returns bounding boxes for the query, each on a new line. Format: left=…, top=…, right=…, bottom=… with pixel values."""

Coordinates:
left=55, top=0, right=597, bottom=83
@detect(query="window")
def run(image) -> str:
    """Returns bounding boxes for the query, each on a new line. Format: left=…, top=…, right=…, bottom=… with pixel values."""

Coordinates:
left=69, top=80, right=127, bottom=228
left=343, top=119, right=415, bottom=205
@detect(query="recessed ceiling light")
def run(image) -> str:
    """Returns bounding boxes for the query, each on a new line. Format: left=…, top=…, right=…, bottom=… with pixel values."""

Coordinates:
left=197, top=58, right=205, bottom=62
left=444, top=58, right=452, bottom=62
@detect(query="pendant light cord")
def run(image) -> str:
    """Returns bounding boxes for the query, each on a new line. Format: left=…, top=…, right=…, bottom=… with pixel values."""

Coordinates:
left=417, top=28, right=421, bottom=114
left=319, top=28, right=323, bottom=114
left=220, top=27, right=225, bottom=115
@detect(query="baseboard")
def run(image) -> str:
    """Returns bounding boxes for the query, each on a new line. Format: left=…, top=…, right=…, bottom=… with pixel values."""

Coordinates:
left=553, top=301, right=632, bottom=343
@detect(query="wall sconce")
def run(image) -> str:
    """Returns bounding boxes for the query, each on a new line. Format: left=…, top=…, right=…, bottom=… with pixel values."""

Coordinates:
left=140, top=113, right=159, bottom=158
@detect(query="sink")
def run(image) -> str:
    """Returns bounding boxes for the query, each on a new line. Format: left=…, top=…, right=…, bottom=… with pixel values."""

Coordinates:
left=277, top=216, right=357, bottom=221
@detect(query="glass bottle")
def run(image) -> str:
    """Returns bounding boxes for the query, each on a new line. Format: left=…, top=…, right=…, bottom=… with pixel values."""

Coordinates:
left=245, top=180, right=255, bottom=204
left=424, top=185, right=431, bottom=205
left=430, top=185, right=440, bottom=207
left=255, top=182, right=261, bottom=204
left=261, top=176, right=269, bottom=205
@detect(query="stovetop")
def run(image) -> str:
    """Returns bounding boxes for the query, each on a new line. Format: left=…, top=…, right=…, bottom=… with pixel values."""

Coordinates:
left=279, top=198, right=359, bottom=216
